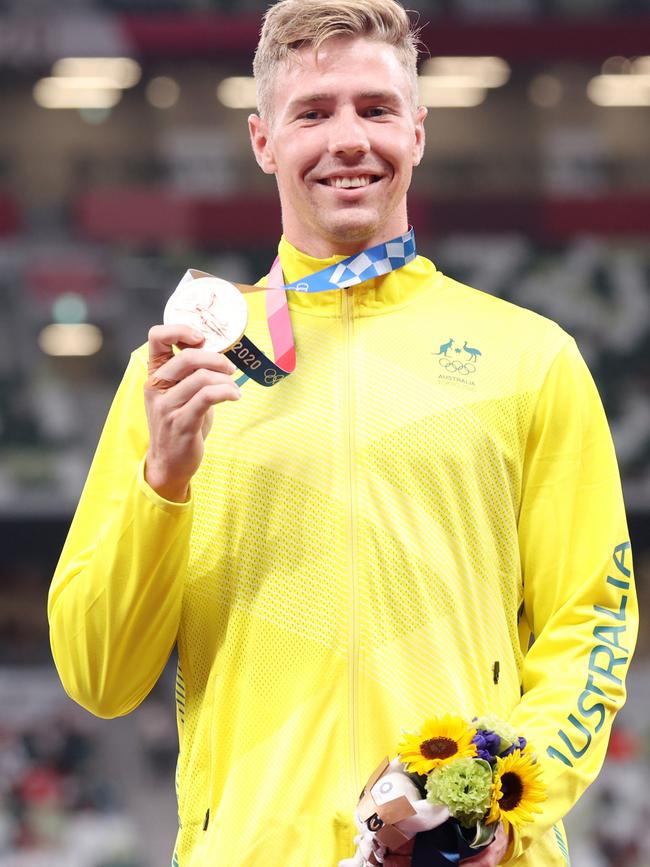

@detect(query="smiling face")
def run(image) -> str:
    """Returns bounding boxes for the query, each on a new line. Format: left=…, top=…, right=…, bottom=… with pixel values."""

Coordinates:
left=249, top=36, right=426, bottom=257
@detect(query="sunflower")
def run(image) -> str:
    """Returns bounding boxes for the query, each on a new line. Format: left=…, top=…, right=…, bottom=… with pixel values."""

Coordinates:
left=487, top=749, right=546, bottom=833
left=397, top=714, right=477, bottom=775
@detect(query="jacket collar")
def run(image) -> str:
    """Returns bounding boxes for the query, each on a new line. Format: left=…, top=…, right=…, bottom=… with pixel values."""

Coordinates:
left=276, top=235, right=439, bottom=318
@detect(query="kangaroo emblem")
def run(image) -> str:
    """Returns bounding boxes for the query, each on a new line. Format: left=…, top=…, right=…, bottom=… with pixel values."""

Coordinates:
left=434, top=338, right=454, bottom=356
left=463, top=341, right=482, bottom=362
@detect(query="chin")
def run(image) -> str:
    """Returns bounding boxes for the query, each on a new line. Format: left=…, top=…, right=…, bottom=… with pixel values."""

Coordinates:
left=321, top=215, right=381, bottom=246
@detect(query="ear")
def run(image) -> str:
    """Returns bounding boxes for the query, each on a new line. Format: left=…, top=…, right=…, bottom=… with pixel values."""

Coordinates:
left=248, top=113, right=277, bottom=174
left=412, top=105, right=427, bottom=167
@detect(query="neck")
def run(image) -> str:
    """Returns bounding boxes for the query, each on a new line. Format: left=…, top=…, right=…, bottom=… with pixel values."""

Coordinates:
left=282, top=228, right=405, bottom=259
left=282, top=214, right=410, bottom=260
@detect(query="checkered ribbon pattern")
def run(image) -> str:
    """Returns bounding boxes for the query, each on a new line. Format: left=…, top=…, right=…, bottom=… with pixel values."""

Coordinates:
left=229, top=227, right=417, bottom=386
left=286, top=228, right=416, bottom=293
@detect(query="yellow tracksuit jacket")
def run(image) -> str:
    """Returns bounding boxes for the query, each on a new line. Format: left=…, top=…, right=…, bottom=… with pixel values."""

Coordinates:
left=49, top=238, right=637, bottom=866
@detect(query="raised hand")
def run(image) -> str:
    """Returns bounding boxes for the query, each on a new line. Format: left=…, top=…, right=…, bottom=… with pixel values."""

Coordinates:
left=143, top=324, right=241, bottom=501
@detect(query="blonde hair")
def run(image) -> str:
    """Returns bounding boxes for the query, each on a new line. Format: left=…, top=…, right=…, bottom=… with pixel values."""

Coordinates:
left=253, top=0, right=421, bottom=120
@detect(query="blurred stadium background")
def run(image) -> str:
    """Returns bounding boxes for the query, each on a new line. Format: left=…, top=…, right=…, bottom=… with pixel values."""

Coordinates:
left=0, top=0, right=649, bottom=864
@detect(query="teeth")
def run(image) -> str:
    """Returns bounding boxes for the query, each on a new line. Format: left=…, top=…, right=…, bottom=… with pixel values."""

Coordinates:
left=328, top=175, right=372, bottom=188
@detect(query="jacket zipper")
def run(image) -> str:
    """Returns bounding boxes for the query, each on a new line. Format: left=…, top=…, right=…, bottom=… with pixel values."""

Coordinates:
left=343, top=287, right=360, bottom=798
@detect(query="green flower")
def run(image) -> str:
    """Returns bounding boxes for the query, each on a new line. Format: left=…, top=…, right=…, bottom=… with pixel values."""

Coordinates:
left=425, top=758, right=493, bottom=828
left=473, top=715, right=519, bottom=754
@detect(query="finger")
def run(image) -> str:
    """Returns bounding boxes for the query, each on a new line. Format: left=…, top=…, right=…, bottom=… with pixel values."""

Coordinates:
left=146, top=374, right=177, bottom=393
left=161, top=369, right=240, bottom=409
left=460, top=836, right=505, bottom=866
left=147, top=324, right=205, bottom=375
left=172, top=383, right=242, bottom=434
left=146, top=325, right=208, bottom=392
left=149, top=348, right=237, bottom=386
left=383, top=838, right=414, bottom=867
left=383, top=855, right=412, bottom=867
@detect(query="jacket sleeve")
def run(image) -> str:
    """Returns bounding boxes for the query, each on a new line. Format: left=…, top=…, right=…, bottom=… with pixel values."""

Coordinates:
left=506, top=336, right=637, bottom=860
left=48, top=348, right=193, bottom=719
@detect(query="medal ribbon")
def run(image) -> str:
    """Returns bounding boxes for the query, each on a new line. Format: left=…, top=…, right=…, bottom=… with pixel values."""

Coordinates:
left=225, top=227, right=416, bottom=387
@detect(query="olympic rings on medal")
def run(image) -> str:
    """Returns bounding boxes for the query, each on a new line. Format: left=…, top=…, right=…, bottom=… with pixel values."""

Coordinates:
left=438, top=357, right=476, bottom=376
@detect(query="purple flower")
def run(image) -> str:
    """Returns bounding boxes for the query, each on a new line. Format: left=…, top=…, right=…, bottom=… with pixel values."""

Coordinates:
left=472, top=729, right=501, bottom=764
left=502, top=736, right=527, bottom=756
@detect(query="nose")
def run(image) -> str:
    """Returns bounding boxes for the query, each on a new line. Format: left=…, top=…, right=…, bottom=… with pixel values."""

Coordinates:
left=327, top=108, right=370, bottom=159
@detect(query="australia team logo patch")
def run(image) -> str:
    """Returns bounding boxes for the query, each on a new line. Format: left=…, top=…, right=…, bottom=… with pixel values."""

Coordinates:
left=433, top=337, right=482, bottom=385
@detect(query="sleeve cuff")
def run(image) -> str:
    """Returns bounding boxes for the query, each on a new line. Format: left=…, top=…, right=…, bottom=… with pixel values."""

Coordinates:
left=137, top=457, right=193, bottom=514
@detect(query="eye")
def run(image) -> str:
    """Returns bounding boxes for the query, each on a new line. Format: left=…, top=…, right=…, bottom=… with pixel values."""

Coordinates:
left=300, top=109, right=325, bottom=121
left=364, top=106, right=389, bottom=118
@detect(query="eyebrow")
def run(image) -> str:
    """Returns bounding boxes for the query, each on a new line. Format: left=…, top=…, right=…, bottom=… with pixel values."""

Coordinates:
left=286, top=90, right=402, bottom=111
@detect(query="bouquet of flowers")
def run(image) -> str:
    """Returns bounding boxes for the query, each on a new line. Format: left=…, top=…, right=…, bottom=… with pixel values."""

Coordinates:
left=341, top=714, right=546, bottom=867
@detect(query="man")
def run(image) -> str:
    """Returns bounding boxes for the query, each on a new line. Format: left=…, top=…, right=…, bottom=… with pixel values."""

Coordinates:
left=48, top=1, right=637, bottom=865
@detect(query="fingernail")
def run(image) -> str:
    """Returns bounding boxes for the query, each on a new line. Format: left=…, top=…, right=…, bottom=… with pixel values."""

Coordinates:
left=227, top=361, right=237, bottom=373
left=191, top=330, right=204, bottom=341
